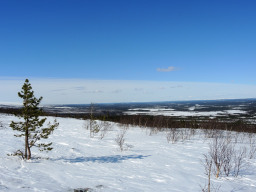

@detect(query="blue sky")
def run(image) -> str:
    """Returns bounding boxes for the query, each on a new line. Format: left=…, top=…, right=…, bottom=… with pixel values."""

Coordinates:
left=0, top=0, right=256, bottom=104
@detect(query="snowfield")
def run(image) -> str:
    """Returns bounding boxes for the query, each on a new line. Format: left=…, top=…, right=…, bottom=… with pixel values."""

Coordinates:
left=125, top=108, right=247, bottom=117
left=0, top=113, right=256, bottom=192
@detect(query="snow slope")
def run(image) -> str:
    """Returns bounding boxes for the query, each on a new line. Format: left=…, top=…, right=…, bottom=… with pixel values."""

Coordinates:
left=0, top=113, right=256, bottom=192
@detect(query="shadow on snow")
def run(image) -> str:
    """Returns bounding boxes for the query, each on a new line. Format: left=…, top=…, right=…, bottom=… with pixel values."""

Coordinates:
left=56, top=154, right=150, bottom=163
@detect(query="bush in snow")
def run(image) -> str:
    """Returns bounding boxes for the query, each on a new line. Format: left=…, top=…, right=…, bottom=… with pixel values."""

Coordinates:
left=207, top=134, right=248, bottom=178
left=84, top=103, right=100, bottom=138
left=115, top=126, right=128, bottom=151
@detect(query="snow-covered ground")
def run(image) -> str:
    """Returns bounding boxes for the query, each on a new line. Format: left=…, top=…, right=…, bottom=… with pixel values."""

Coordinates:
left=0, top=113, right=256, bottom=192
left=125, top=108, right=247, bottom=117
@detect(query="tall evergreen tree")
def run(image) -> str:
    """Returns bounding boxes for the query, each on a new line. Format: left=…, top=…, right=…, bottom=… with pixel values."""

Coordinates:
left=10, top=79, right=59, bottom=160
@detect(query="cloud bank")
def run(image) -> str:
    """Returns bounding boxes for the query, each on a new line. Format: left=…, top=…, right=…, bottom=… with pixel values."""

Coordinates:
left=0, top=78, right=256, bottom=104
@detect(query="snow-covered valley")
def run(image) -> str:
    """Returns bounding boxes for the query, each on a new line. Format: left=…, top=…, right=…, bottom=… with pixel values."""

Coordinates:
left=0, top=113, right=256, bottom=192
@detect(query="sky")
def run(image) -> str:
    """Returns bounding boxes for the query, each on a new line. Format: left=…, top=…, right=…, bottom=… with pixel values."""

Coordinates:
left=0, top=0, right=256, bottom=104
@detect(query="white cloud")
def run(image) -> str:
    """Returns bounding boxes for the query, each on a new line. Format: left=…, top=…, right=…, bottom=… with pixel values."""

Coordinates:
left=134, top=88, right=144, bottom=92
left=157, top=66, right=176, bottom=72
left=170, top=85, right=183, bottom=88
left=112, top=89, right=122, bottom=93
left=83, top=90, right=103, bottom=93
left=73, top=86, right=86, bottom=91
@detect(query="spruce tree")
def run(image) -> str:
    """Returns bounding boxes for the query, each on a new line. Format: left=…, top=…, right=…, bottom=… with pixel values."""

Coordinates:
left=10, top=79, right=59, bottom=160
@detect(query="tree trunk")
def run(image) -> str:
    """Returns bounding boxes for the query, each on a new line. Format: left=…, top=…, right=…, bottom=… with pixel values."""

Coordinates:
left=25, top=118, right=29, bottom=159
left=25, top=130, right=28, bottom=159
left=27, top=146, right=31, bottom=160
left=216, top=166, right=220, bottom=178
left=208, top=162, right=212, bottom=192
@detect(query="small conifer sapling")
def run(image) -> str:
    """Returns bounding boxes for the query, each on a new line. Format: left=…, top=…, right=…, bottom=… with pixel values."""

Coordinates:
left=10, top=79, right=59, bottom=160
